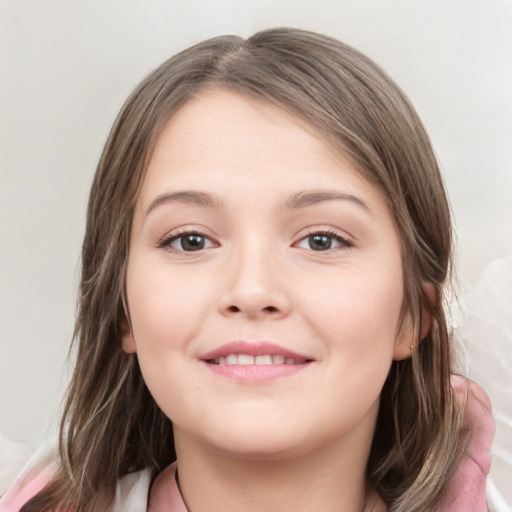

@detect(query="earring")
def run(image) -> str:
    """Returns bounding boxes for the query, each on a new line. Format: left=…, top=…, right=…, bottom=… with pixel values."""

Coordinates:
left=409, top=343, right=414, bottom=349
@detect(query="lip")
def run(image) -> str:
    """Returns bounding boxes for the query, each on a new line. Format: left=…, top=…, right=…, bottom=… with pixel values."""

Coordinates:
left=199, top=341, right=312, bottom=361
left=199, top=341, right=314, bottom=382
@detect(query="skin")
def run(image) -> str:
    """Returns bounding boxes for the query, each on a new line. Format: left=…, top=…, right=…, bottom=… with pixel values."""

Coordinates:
left=123, top=89, right=415, bottom=511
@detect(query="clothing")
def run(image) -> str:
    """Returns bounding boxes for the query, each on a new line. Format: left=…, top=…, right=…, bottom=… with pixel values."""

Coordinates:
left=148, top=464, right=188, bottom=512
left=0, top=378, right=495, bottom=512
left=451, top=257, right=512, bottom=510
left=0, top=460, right=186, bottom=512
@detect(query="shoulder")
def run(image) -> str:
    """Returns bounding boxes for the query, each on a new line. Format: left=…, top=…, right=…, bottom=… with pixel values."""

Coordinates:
left=443, top=377, right=495, bottom=512
left=0, top=433, right=33, bottom=498
left=0, top=439, right=56, bottom=512
left=0, top=439, right=152, bottom=512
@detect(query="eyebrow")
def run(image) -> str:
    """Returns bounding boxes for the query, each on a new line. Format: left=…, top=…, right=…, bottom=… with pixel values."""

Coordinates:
left=145, top=189, right=372, bottom=216
left=283, top=190, right=372, bottom=214
left=145, top=191, right=223, bottom=216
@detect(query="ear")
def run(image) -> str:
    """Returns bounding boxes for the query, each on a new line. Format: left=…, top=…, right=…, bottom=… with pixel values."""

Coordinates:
left=393, top=282, right=435, bottom=361
left=393, top=314, right=415, bottom=361
left=121, top=320, right=137, bottom=354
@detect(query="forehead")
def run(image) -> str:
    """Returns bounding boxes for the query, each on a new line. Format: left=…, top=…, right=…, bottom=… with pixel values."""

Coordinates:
left=151, top=89, right=342, bottom=167
left=138, top=89, right=383, bottom=208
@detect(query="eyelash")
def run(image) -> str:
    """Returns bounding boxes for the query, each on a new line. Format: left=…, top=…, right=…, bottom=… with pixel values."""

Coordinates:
left=157, top=228, right=217, bottom=253
left=157, top=228, right=354, bottom=253
left=294, top=229, right=354, bottom=252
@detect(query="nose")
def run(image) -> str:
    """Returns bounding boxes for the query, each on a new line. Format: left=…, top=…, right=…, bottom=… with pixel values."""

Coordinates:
left=218, top=244, right=291, bottom=321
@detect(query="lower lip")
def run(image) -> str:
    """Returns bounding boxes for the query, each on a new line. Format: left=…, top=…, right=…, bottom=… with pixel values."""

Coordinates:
left=202, top=362, right=311, bottom=382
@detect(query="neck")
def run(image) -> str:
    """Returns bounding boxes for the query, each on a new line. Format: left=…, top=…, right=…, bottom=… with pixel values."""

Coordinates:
left=173, top=424, right=386, bottom=512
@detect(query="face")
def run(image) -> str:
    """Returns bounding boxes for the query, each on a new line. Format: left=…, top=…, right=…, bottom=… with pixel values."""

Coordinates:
left=123, top=90, right=413, bottom=461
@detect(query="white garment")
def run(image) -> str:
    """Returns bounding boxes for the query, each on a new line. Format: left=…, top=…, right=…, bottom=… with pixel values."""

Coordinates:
left=0, top=439, right=153, bottom=512
left=107, top=469, right=152, bottom=512
left=0, top=433, right=32, bottom=496
left=453, top=257, right=512, bottom=512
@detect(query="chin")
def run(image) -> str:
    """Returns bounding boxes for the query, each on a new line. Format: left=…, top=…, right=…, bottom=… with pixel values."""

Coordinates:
left=200, top=420, right=327, bottom=462
left=213, top=438, right=309, bottom=462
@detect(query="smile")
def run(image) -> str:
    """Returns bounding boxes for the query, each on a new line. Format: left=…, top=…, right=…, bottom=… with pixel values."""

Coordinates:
left=210, top=354, right=307, bottom=365
left=199, top=341, right=314, bottom=381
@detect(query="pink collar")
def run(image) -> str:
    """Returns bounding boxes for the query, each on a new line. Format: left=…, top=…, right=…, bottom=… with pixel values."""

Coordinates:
left=148, top=462, right=188, bottom=512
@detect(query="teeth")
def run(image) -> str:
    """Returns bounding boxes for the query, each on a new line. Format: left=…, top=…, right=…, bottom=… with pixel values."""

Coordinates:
left=226, top=354, right=238, bottom=365
left=255, top=355, right=272, bottom=365
left=214, top=354, right=303, bottom=366
left=238, top=354, right=254, bottom=365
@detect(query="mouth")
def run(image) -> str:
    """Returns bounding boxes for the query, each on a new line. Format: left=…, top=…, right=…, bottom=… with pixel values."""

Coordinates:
left=208, top=354, right=308, bottom=366
left=199, top=341, right=314, bottom=381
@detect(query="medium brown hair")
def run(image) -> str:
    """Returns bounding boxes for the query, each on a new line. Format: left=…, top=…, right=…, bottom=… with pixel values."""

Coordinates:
left=25, top=28, right=459, bottom=511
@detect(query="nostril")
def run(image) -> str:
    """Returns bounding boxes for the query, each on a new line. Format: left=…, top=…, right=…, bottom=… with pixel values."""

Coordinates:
left=226, top=305, right=278, bottom=314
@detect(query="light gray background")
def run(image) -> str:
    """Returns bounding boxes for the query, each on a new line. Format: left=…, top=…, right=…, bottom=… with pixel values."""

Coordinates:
left=1, top=0, right=511, bottom=461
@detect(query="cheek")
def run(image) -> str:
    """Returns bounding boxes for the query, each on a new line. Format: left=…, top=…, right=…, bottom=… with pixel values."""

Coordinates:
left=127, top=263, right=208, bottom=348
left=305, top=270, right=402, bottom=424
left=125, top=261, right=218, bottom=405
left=304, top=265, right=404, bottom=348
left=126, top=274, right=202, bottom=421
left=298, top=260, right=404, bottom=409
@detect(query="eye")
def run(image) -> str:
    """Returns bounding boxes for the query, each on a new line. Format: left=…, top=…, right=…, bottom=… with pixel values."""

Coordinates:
left=160, top=231, right=216, bottom=252
left=295, top=231, right=352, bottom=251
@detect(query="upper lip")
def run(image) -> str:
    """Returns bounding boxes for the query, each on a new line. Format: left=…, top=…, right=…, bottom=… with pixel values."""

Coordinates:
left=199, top=341, right=312, bottom=361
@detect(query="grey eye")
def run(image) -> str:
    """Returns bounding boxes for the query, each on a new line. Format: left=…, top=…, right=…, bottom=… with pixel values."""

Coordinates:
left=168, top=233, right=215, bottom=252
left=308, top=234, right=333, bottom=251
left=295, top=232, right=352, bottom=251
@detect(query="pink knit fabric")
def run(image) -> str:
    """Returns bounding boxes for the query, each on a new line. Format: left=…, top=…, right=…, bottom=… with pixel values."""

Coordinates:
left=443, top=376, right=495, bottom=511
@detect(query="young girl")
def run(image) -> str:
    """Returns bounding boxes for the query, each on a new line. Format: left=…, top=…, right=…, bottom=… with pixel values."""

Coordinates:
left=0, top=28, right=494, bottom=512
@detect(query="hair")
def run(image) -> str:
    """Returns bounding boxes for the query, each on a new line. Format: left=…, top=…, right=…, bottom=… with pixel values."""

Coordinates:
left=24, top=27, right=460, bottom=511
